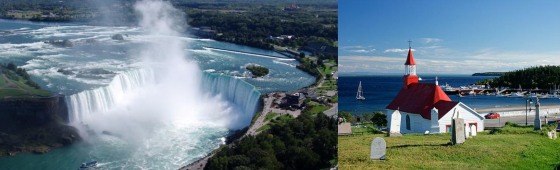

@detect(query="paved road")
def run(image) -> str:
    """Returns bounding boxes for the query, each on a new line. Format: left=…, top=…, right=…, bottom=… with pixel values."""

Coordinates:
left=324, top=103, right=338, bottom=117
left=246, top=93, right=275, bottom=136
left=484, top=115, right=560, bottom=127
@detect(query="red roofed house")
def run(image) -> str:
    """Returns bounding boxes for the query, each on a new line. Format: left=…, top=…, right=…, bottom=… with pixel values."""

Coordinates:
left=385, top=45, right=484, bottom=134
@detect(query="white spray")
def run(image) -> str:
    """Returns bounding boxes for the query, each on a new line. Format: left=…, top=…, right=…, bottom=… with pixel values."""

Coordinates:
left=74, top=0, right=249, bottom=143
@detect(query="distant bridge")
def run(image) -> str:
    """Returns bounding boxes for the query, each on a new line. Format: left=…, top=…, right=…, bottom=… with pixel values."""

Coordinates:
left=202, top=47, right=296, bottom=61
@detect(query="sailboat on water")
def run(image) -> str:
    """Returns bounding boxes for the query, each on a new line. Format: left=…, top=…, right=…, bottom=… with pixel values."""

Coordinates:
left=356, top=81, right=365, bottom=100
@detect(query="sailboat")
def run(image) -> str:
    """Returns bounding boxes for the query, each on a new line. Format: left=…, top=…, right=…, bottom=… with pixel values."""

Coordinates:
left=356, top=81, right=365, bottom=100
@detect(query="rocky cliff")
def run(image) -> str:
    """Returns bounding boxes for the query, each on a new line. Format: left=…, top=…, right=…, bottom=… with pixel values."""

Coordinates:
left=0, top=96, right=79, bottom=157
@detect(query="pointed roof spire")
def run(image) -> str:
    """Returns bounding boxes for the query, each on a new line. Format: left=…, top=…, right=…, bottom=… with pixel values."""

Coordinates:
left=405, top=39, right=416, bottom=65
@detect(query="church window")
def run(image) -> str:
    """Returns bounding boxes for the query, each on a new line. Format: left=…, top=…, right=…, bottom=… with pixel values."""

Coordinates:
left=406, top=115, right=411, bottom=130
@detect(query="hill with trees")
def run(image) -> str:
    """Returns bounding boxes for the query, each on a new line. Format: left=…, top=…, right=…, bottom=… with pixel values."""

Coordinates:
left=475, top=65, right=560, bottom=89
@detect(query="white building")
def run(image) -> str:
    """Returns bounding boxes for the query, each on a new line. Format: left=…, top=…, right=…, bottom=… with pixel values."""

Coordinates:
left=386, top=45, right=484, bottom=134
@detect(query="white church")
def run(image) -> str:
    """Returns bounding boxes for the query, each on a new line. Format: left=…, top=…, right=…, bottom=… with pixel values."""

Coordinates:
left=385, top=44, right=484, bottom=134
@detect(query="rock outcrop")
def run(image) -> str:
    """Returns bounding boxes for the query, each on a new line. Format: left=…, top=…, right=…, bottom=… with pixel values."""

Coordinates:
left=0, top=96, right=79, bottom=157
left=111, top=34, right=124, bottom=40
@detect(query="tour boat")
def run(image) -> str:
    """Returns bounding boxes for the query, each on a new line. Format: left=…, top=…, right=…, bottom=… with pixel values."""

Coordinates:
left=78, top=161, right=98, bottom=170
left=356, top=81, right=365, bottom=100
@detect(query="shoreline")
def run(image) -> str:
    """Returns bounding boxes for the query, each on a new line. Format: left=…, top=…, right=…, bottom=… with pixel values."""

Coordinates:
left=178, top=59, right=337, bottom=169
left=477, top=104, right=560, bottom=113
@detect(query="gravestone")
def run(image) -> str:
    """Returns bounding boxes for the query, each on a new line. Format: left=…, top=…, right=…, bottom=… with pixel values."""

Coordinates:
left=451, top=118, right=465, bottom=144
left=470, top=125, right=477, bottom=136
left=370, top=137, right=386, bottom=160
left=388, top=110, right=402, bottom=137
left=337, top=123, right=352, bottom=136
left=430, top=108, right=440, bottom=134
left=464, top=124, right=470, bottom=139
left=534, top=99, right=542, bottom=130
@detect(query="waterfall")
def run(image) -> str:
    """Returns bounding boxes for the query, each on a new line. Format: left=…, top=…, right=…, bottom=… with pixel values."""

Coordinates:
left=201, top=73, right=261, bottom=118
left=66, top=68, right=261, bottom=124
left=66, top=68, right=155, bottom=123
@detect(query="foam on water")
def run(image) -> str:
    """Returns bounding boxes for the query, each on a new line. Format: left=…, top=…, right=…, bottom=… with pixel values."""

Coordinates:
left=0, top=3, right=313, bottom=167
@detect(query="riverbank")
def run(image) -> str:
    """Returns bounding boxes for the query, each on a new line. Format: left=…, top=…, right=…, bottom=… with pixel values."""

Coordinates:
left=179, top=62, right=338, bottom=169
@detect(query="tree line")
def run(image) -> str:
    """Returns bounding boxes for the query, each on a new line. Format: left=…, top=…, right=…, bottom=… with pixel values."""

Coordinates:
left=475, top=65, right=560, bottom=89
left=338, top=111, right=387, bottom=127
left=205, top=111, right=337, bottom=170
left=0, top=62, right=41, bottom=89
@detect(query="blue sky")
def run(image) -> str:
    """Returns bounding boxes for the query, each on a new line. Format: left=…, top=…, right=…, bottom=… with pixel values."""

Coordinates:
left=339, top=0, right=560, bottom=74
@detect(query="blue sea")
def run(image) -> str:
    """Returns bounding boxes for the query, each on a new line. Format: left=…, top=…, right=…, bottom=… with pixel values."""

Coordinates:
left=339, top=75, right=560, bottom=115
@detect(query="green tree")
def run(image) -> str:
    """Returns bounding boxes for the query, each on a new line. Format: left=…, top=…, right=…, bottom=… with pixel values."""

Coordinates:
left=362, top=113, right=372, bottom=123
left=354, top=114, right=362, bottom=124
left=371, top=111, right=387, bottom=128
left=338, top=111, right=353, bottom=123
left=317, top=59, right=324, bottom=67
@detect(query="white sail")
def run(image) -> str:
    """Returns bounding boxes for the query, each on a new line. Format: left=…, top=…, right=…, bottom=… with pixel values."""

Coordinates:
left=356, top=81, right=365, bottom=100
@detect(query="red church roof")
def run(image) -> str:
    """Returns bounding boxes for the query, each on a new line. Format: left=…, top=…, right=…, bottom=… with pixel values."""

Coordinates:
left=386, top=83, right=458, bottom=120
left=404, top=47, right=416, bottom=65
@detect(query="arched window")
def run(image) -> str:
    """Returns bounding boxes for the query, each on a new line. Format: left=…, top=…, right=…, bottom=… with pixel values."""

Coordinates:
left=406, top=115, right=411, bottom=130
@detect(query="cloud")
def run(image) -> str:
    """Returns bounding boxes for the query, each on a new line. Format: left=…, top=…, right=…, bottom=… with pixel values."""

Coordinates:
left=340, top=38, right=560, bottom=74
left=348, top=49, right=376, bottom=53
left=420, top=38, right=442, bottom=44
left=339, top=50, right=560, bottom=74
left=384, top=48, right=415, bottom=53
left=342, top=46, right=376, bottom=53
left=340, top=56, right=404, bottom=62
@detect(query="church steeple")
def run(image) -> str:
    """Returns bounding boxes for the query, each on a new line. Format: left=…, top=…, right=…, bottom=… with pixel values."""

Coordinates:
left=404, top=39, right=416, bottom=75
left=403, top=39, right=418, bottom=89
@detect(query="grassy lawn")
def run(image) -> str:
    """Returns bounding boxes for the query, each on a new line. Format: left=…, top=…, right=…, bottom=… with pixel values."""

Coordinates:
left=251, top=112, right=262, bottom=125
left=326, top=59, right=337, bottom=65
left=321, top=65, right=337, bottom=77
left=0, top=75, right=6, bottom=87
left=308, top=101, right=329, bottom=114
left=0, top=89, right=27, bottom=98
left=318, top=85, right=337, bottom=91
left=339, top=130, right=560, bottom=169
left=264, top=112, right=278, bottom=122
left=257, top=124, right=270, bottom=132
left=13, top=80, right=51, bottom=97
left=332, top=94, right=338, bottom=102
left=257, top=114, right=294, bottom=132
left=320, top=77, right=337, bottom=91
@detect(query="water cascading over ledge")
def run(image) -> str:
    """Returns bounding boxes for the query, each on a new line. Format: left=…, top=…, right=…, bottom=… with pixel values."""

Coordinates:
left=66, top=68, right=261, bottom=125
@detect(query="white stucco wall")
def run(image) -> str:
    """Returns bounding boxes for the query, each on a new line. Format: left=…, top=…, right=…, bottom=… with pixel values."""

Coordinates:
left=387, top=102, right=485, bottom=134
left=439, top=103, right=485, bottom=132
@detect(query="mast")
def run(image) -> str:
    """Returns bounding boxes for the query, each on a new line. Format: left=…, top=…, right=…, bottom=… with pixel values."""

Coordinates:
left=357, top=81, right=362, bottom=98
left=357, top=81, right=365, bottom=100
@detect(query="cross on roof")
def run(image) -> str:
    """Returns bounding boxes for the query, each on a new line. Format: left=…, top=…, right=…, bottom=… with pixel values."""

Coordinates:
left=408, top=39, right=412, bottom=48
